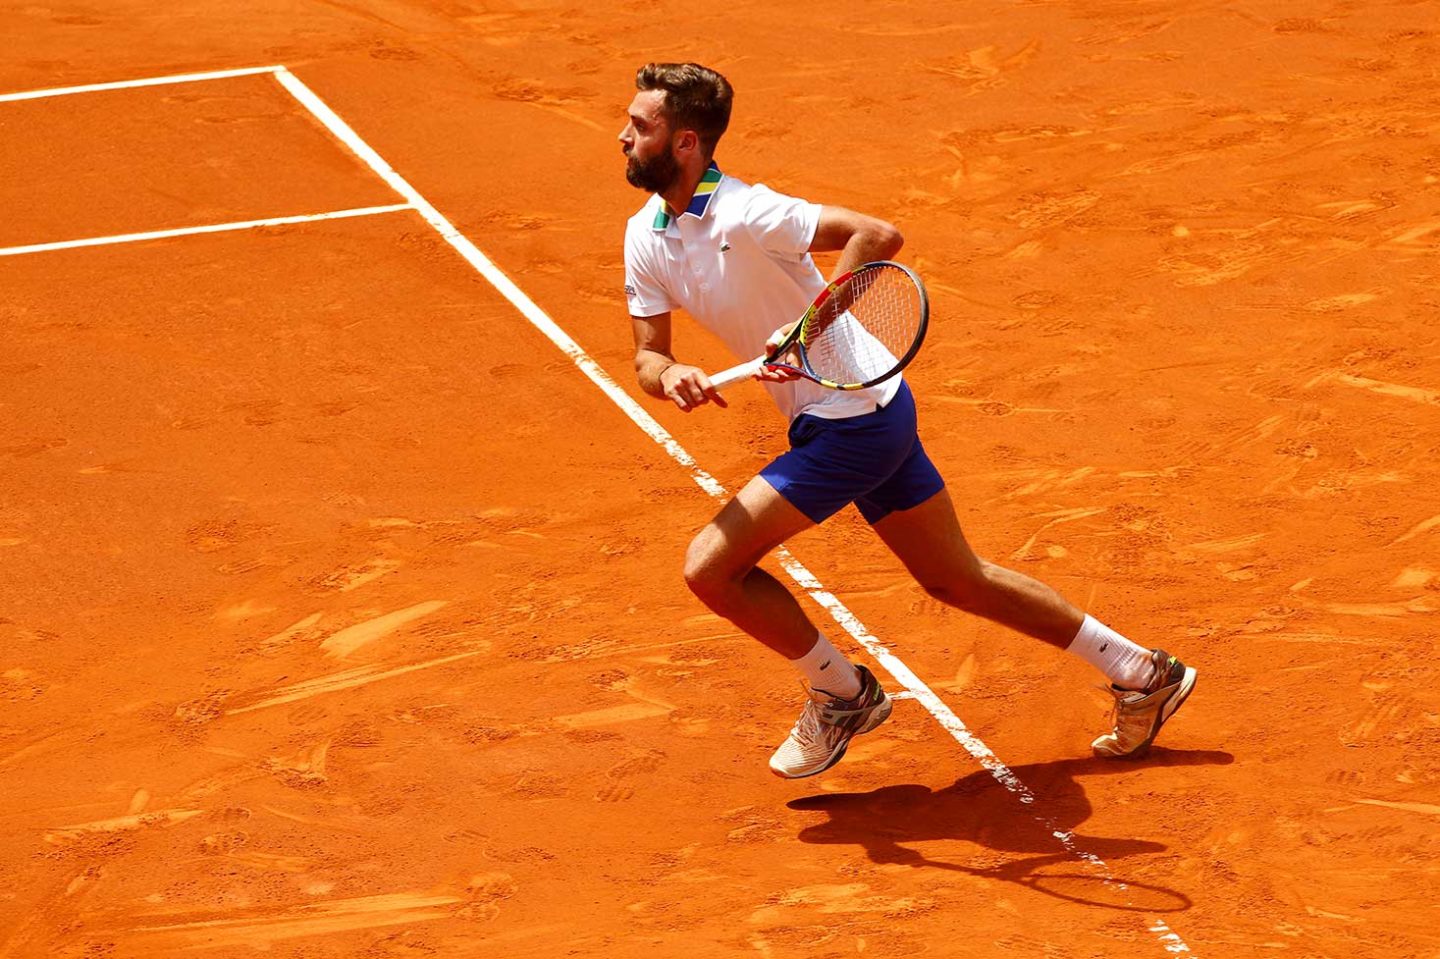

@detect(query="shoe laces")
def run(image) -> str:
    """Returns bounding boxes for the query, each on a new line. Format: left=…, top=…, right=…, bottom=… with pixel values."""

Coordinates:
left=797, top=704, right=822, bottom=738
left=788, top=685, right=837, bottom=741
left=1096, top=682, right=1149, bottom=732
left=1112, top=694, right=1157, bottom=743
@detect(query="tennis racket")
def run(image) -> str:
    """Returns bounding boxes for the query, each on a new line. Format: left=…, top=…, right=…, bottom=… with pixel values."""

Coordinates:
left=708, top=261, right=929, bottom=392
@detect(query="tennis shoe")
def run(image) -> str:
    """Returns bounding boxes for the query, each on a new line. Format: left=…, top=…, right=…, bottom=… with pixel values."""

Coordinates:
left=769, top=664, right=892, bottom=779
left=1091, top=649, right=1197, bottom=759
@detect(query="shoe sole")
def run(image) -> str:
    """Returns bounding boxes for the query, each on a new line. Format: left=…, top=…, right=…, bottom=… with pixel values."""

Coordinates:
left=1094, top=667, right=1197, bottom=759
left=769, top=693, right=893, bottom=780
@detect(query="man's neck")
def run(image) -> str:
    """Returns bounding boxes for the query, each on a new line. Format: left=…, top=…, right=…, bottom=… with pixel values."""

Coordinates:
left=658, top=160, right=709, bottom=218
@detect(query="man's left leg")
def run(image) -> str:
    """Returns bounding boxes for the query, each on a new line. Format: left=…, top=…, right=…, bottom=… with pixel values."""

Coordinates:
left=683, top=475, right=891, bottom=778
left=869, top=487, right=1197, bottom=757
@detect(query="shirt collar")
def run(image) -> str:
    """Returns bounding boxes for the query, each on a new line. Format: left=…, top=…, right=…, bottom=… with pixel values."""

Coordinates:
left=651, top=162, right=722, bottom=231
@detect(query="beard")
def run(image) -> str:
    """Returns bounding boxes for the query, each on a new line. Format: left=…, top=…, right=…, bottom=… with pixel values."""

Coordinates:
left=624, top=144, right=681, bottom=194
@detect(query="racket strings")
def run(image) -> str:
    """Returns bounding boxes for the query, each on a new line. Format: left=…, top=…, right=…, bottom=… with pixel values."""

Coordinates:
left=804, top=266, right=922, bottom=387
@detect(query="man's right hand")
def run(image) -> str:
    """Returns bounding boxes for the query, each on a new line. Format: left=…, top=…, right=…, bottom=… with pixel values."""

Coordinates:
left=659, top=363, right=729, bottom=413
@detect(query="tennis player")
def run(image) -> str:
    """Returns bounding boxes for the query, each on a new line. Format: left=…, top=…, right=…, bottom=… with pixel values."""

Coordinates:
left=619, top=63, right=1196, bottom=778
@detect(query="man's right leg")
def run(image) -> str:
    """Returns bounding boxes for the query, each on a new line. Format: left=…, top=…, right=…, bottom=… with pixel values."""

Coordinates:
left=870, top=487, right=1196, bottom=757
left=868, top=487, right=1086, bottom=647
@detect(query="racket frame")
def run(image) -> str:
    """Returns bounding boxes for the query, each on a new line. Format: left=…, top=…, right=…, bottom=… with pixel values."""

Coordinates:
left=708, top=260, right=929, bottom=392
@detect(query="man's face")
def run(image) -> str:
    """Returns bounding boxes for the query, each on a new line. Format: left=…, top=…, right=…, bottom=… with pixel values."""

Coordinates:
left=619, top=90, right=680, bottom=193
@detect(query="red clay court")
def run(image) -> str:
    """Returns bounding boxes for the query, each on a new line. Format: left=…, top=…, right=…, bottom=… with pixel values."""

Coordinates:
left=2, top=3, right=1438, bottom=957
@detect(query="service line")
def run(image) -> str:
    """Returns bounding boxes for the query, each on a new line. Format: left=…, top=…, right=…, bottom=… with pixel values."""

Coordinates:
left=0, top=204, right=413, bottom=258
left=0, top=65, right=282, bottom=103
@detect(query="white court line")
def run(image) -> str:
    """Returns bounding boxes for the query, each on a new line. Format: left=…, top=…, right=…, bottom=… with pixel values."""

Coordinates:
left=270, top=67, right=1199, bottom=956
left=0, top=204, right=413, bottom=258
left=0, top=65, right=282, bottom=103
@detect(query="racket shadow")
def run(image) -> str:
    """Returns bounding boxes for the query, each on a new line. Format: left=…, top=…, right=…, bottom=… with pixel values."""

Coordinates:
left=788, top=747, right=1234, bottom=912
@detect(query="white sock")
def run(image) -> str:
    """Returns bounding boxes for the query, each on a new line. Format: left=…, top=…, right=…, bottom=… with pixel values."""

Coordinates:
left=1066, top=615, right=1156, bottom=691
left=791, top=632, right=862, bottom=699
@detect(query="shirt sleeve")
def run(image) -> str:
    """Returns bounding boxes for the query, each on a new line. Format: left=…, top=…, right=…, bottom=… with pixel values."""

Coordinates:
left=623, top=220, right=677, bottom=318
left=742, top=184, right=822, bottom=258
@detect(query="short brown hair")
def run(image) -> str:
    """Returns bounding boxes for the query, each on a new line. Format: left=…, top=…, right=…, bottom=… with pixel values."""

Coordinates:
left=635, top=63, right=733, bottom=160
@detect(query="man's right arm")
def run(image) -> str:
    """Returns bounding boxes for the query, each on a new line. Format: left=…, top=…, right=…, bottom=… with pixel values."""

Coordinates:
left=625, top=221, right=727, bottom=412
left=631, top=311, right=727, bottom=413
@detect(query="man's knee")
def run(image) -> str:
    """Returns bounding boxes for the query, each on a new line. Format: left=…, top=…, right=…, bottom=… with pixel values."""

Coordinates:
left=683, top=528, right=736, bottom=605
left=918, top=558, right=995, bottom=612
left=920, top=580, right=973, bottom=610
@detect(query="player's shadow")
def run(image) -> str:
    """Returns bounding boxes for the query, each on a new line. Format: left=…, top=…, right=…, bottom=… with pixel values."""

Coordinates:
left=789, top=747, right=1234, bottom=912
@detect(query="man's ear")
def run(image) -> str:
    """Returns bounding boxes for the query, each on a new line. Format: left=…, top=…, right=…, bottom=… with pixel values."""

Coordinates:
left=673, top=128, right=701, bottom=158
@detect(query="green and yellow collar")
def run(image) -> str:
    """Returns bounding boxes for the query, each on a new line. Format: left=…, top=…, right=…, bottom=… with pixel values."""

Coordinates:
left=651, top=163, right=723, bottom=231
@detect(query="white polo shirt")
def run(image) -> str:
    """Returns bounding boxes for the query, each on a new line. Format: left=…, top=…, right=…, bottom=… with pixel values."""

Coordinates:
left=624, top=165, right=901, bottom=423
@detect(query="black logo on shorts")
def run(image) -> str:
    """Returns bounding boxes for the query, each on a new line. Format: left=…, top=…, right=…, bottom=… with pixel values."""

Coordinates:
left=623, top=283, right=636, bottom=297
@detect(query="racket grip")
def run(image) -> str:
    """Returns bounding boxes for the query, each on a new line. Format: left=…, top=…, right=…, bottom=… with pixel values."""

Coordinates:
left=708, top=356, right=765, bottom=391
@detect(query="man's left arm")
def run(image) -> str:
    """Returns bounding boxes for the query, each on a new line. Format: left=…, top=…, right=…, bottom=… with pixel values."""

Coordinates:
left=809, top=206, right=904, bottom=279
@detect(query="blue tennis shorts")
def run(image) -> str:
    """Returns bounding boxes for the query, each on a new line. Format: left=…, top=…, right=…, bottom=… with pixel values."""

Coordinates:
left=759, top=381, right=946, bottom=525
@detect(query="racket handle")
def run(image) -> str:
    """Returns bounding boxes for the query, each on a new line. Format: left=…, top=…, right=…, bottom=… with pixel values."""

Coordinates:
left=708, top=356, right=765, bottom=391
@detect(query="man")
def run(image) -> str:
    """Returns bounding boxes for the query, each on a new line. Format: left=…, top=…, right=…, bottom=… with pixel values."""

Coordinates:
left=619, top=62, right=1196, bottom=779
